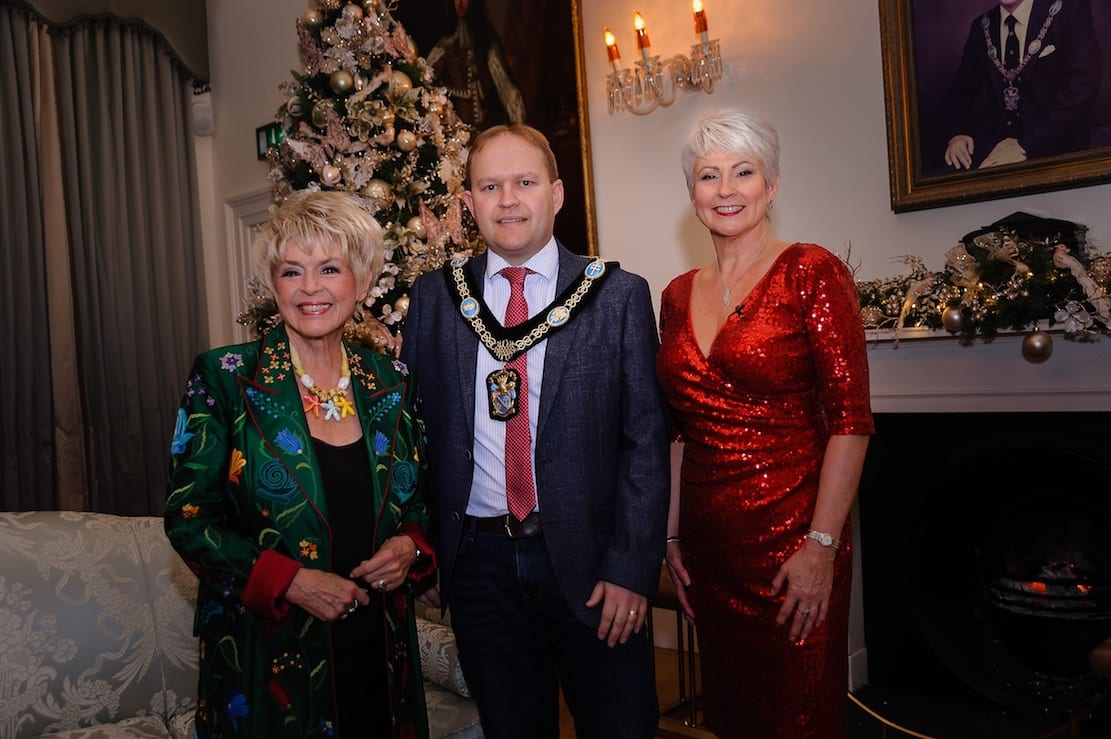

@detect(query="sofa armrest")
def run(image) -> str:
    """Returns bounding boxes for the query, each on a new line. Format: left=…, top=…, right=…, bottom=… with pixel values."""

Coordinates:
left=416, top=618, right=470, bottom=698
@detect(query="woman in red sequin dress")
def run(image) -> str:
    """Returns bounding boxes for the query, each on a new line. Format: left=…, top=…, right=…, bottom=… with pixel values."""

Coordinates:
left=656, top=110, right=874, bottom=739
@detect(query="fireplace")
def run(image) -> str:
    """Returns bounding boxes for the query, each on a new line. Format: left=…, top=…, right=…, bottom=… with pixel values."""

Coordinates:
left=857, top=411, right=1111, bottom=726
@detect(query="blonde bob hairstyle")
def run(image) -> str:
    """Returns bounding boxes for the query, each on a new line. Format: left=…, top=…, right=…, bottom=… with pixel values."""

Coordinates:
left=251, top=190, right=384, bottom=302
left=680, top=110, right=780, bottom=196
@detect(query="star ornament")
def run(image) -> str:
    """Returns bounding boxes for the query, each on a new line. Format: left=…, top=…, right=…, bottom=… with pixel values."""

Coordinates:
left=335, top=396, right=355, bottom=419
left=302, top=393, right=322, bottom=417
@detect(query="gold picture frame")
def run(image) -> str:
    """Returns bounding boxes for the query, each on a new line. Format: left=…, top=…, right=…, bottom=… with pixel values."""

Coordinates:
left=395, top=0, right=598, bottom=255
left=878, top=0, right=1111, bottom=213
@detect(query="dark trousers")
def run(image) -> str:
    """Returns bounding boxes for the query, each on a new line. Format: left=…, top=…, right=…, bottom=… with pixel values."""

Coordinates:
left=448, top=527, right=659, bottom=739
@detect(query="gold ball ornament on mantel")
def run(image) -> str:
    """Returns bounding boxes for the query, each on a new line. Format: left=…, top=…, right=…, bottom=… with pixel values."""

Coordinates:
left=941, top=306, right=964, bottom=333
left=1021, top=330, right=1053, bottom=363
left=329, top=70, right=355, bottom=96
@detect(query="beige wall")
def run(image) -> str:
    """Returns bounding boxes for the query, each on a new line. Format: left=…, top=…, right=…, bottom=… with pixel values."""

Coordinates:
left=201, top=0, right=1111, bottom=371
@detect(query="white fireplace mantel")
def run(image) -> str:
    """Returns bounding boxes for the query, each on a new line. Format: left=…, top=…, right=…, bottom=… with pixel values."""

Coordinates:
left=866, top=330, right=1111, bottom=413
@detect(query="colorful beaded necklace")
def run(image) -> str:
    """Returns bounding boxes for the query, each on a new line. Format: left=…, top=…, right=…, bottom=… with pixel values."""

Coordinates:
left=290, top=344, right=355, bottom=422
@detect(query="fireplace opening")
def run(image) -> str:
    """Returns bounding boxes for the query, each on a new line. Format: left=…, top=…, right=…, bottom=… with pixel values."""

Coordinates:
left=859, top=412, right=1111, bottom=728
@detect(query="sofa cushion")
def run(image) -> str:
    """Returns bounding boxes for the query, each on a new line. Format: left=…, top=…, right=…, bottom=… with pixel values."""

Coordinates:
left=416, top=618, right=470, bottom=698
left=35, top=715, right=172, bottom=738
left=424, top=683, right=483, bottom=739
left=0, top=512, right=196, bottom=739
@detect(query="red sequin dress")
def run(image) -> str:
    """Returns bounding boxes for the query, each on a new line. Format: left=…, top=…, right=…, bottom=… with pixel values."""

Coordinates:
left=656, top=244, right=874, bottom=739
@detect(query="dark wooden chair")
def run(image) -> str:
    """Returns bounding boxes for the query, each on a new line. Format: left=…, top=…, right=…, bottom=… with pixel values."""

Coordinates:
left=647, top=562, right=699, bottom=727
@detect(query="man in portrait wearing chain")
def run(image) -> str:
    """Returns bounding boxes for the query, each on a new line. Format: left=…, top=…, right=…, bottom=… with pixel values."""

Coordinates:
left=943, top=0, right=1101, bottom=170
left=426, top=0, right=526, bottom=128
left=400, top=124, right=669, bottom=738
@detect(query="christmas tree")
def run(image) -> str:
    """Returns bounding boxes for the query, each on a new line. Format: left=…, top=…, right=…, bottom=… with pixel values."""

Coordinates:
left=243, top=0, right=481, bottom=352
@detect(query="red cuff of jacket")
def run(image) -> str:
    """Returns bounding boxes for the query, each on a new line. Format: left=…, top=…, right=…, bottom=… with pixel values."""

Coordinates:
left=242, top=549, right=303, bottom=621
left=398, top=521, right=436, bottom=586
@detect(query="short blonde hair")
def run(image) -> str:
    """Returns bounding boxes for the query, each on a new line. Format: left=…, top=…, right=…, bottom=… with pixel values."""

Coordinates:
left=251, top=190, right=384, bottom=300
left=466, top=124, right=559, bottom=186
left=680, top=110, right=780, bottom=195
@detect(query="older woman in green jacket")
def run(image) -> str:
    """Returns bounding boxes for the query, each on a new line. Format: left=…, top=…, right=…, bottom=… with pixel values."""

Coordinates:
left=166, top=190, right=434, bottom=738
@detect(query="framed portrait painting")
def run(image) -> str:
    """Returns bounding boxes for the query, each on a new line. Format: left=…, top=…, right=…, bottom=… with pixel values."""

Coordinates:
left=879, top=0, right=1111, bottom=212
left=394, top=0, right=598, bottom=255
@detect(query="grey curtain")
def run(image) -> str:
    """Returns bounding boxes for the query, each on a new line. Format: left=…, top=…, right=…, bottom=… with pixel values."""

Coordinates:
left=0, top=5, right=56, bottom=510
left=0, top=2, right=207, bottom=514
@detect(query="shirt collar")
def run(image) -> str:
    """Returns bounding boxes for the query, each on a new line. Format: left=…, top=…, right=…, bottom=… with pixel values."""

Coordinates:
left=1004, top=1, right=1032, bottom=29
left=485, top=238, right=559, bottom=282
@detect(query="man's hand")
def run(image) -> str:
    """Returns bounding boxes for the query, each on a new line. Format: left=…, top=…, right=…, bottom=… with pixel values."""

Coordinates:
left=944, top=135, right=975, bottom=170
left=586, top=581, right=648, bottom=647
left=979, top=137, right=1026, bottom=168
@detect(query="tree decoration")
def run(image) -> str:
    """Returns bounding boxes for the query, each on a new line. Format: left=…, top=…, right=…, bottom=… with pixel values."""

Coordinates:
left=241, top=0, right=483, bottom=353
left=855, top=213, right=1110, bottom=353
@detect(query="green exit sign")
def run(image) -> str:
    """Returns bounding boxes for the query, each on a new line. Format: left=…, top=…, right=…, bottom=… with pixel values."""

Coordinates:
left=255, top=122, right=286, bottom=160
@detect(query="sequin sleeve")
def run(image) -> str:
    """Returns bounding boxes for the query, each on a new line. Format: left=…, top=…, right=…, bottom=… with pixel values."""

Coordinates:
left=796, top=246, right=874, bottom=436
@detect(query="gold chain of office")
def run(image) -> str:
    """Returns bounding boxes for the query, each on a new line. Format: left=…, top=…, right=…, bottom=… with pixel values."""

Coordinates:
left=450, top=259, right=607, bottom=363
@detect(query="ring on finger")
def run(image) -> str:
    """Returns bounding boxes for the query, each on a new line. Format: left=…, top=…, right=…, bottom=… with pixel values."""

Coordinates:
left=801, top=608, right=812, bottom=617
left=377, top=578, right=387, bottom=591
left=628, top=609, right=638, bottom=617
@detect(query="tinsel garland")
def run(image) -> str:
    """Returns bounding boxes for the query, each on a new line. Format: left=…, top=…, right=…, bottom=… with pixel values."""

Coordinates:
left=239, top=0, right=483, bottom=353
left=855, top=227, right=1111, bottom=345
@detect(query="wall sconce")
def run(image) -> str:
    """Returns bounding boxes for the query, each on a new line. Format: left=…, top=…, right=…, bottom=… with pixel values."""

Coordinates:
left=604, top=2, right=724, bottom=115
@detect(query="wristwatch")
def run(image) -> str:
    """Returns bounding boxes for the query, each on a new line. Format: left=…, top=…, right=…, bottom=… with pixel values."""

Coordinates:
left=806, top=529, right=840, bottom=549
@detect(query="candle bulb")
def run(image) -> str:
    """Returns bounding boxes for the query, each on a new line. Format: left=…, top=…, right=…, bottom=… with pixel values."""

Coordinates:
left=603, top=27, right=621, bottom=72
left=692, top=0, right=710, bottom=44
left=633, top=11, right=651, bottom=60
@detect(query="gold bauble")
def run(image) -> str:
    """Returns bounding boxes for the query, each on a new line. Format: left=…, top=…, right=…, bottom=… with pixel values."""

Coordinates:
left=860, top=306, right=884, bottom=328
left=1021, top=330, right=1053, bottom=363
left=941, top=306, right=964, bottom=333
left=396, top=130, right=418, bottom=152
left=407, top=216, right=427, bottom=239
left=363, top=178, right=391, bottom=203
left=302, top=8, right=324, bottom=29
left=321, top=164, right=342, bottom=186
left=311, top=101, right=331, bottom=128
left=1090, top=257, right=1111, bottom=283
left=341, top=2, right=363, bottom=21
left=394, top=294, right=410, bottom=316
left=287, top=96, right=303, bottom=118
left=329, top=70, right=355, bottom=96
left=390, top=70, right=413, bottom=93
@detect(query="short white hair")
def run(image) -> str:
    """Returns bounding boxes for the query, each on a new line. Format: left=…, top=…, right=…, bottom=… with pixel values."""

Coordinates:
left=680, top=110, right=780, bottom=195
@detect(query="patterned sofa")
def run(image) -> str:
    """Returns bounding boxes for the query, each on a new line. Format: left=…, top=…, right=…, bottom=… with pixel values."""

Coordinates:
left=0, top=511, right=481, bottom=739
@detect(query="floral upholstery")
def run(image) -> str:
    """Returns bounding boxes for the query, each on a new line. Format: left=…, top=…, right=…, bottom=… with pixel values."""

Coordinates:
left=0, top=512, right=196, bottom=739
left=0, top=511, right=481, bottom=739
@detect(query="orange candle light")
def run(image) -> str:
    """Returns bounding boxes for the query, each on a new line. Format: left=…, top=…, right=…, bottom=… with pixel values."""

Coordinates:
left=692, top=0, right=710, bottom=43
left=633, top=11, right=651, bottom=60
left=604, top=27, right=622, bottom=72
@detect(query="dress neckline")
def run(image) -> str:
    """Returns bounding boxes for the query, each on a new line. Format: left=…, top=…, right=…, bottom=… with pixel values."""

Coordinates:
left=687, top=243, right=801, bottom=362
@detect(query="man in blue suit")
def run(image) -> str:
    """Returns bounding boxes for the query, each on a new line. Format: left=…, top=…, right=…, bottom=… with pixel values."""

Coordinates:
left=401, top=124, right=669, bottom=738
left=944, top=0, right=1101, bottom=170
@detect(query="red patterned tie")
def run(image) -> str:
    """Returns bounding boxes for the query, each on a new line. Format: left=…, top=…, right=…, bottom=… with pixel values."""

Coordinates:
left=500, top=267, right=536, bottom=521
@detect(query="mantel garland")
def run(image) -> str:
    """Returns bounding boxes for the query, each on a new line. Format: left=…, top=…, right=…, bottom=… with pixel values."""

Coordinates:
left=854, top=219, right=1111, bottom=347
